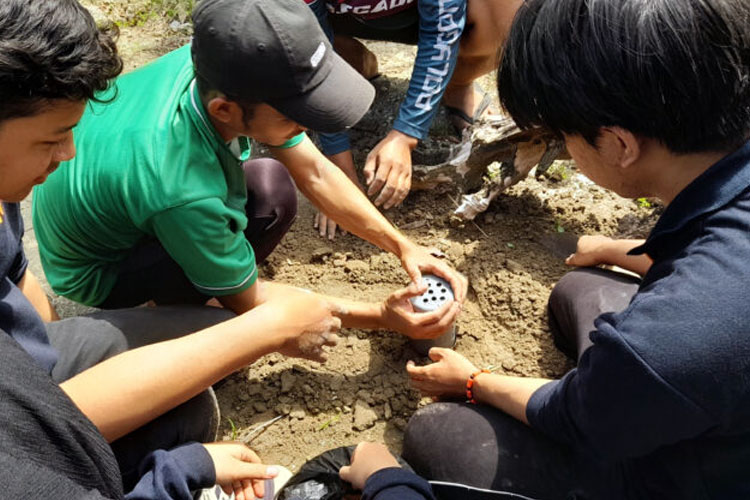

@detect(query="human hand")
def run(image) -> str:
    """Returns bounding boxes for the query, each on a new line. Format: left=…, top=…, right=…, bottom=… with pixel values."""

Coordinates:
left=203, top=442, right=278, bottom=500
left=339, top=442, right=401, bottom=491
left=565, top=235, right=614, bottom=267
left=406, top=347, right=479, bottom=398
left=314, top=210, right=346, bottom=240
left=399, top=244, right=468, bottom=304
left=314, top=151, right=362, bottom=240
left=363, top=129, right=417, bottom=209
left=380, top=282, right=461, bottom=339
left=257, top=283, right=341, bottom=362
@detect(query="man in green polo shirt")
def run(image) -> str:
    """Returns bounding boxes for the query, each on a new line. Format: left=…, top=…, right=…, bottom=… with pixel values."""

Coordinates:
left=33, top=0, right=465, bottom=334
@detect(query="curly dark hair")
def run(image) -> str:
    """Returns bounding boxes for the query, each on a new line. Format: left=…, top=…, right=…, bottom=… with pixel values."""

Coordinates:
left=0, top=0, right=123, bottom=122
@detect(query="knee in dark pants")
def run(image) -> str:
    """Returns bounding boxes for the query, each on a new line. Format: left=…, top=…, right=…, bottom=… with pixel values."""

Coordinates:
left=547, top=270, right=587, bottom=359
left=243, top=158, right=298, bottom=227
left=404, top=402, right=502, bottom=490
left=243, top=158, right=298, bottom=262
left=548, top=268, right=641, bottom=360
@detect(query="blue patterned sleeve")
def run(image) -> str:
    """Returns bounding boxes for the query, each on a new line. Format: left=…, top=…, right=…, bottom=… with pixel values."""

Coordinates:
left=393, top=0, right=466, bottom=140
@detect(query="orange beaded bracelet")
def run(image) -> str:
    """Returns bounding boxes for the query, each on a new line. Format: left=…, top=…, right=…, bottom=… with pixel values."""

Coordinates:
left=466, top=369, right=491, bottom=404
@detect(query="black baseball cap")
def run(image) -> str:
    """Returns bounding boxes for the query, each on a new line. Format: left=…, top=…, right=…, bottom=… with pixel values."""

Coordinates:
left=192, top=0, right=375, bottom=133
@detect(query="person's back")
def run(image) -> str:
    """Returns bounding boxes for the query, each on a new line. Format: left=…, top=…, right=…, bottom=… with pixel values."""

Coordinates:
left=33, top=45, right=251, bottom=307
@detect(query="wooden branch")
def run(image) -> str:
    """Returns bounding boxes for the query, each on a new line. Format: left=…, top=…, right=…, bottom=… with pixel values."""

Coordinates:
left=411, top=115, right=566, bottom=219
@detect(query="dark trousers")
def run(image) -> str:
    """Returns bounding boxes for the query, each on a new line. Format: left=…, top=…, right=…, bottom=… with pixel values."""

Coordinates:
left=97, top=158, right=297, bottom=309
left=46, top=305, right=234, bottom=490
left=403, top=268, right=641, bottom=500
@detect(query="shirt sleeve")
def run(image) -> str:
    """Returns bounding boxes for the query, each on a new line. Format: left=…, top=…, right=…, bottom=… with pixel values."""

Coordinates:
left=0, top=450, right=117, bottom=499
left=150, top=199, right=257, bottom=297
left=267, top=132, right=308, bottom=149
left=362, top=468, right=436, bottom=500
left=526, top=311, right=716, bottom=461
left=393, top=0, right=466, bottom=140
left=126, top=443, right=215, bottom=500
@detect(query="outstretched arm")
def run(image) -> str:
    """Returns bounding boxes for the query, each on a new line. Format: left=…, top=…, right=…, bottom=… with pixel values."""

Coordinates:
left=406, top=348, right=549, bottom=424
left=566, top=235, right=652, bottom=276
left=271, top=137, right=468, bottom=303
left=61, top=288, right=341, bottom=442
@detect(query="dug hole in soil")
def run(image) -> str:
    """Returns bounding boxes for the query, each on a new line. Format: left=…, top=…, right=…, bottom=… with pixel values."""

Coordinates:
left=43, top=4, right=661, bottom=472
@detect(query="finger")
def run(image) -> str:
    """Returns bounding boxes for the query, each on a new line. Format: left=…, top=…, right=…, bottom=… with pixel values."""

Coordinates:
left=383, top=174, right=409, bottom=210
left=565, top=253, right=577, bottom=266
left=233, top=481, right=246, bottom=500
left=374, top=167, right=400, bottom=207
left=428, top=302, right=461, bottom=331
left=406, top=359, right=430, bottom=378
left=418, top=261, right=467, bottom=303
left=326, top=218, right=337, bottom=240
left=407, top=300, right=456, bottom=327
left=339, top=465, right=352, bottom=482
left=230, top=462, right=279, bottom=481
left=329, top=316, right=343, bottom=331
left=314, top=212, right=319, bottom=229
left=387, top=282, right=428, bottom=305
left=323, top=332, right=340, bottom=347
left=251, top=478, right=264, bottom=499
left=363, top=154, right=377, bottom=185
left=428, top=347, right=449, bottom=362
left=240, top=446, right=263, bottom=464
left=367, top=163, right=391, bottom=198
left=402, top=260, right=423, bottom=288
left=319, top=213, right=328, bottom=238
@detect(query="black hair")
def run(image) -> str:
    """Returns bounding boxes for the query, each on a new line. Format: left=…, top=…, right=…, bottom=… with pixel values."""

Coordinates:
left=497, top=0, right=750, bottom=153
left=195, top=73, right=260, bottom=125
left=0, top=0, right=122, bottom=123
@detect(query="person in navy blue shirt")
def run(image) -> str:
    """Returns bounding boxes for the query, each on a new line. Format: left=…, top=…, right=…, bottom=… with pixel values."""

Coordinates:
left=304, top=0, right=523, bottom=236
left=402, top=0, right=750, bottom=498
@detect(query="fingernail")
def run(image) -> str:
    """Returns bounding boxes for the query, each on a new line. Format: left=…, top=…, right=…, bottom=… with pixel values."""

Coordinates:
left=266, top=466, right=279, bottom=476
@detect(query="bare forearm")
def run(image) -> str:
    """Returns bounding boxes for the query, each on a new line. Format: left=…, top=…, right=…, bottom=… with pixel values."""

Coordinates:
left=273, top=138, right=411, bottom=256
left=60, top=309, right=283, bottom=442
left=472, top=373, right=552, bottom=425
left=601, top=239, right=651, bottom=275
left=327, top=150, right=361, bottom=187
left=325, top=295, right=383, bottom=330
left=261, top=281, right=383, bottom=330
left=18, top=270, right=59, bottom=322
left=218, top=280, right=261, bottom=314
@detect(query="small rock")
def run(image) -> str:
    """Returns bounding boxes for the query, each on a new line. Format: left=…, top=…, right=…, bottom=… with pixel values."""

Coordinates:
left=353, top=400, right=378, bottom=431
left=344, top=260, right=369, bottom=274
left=253, top=402, right=268, bottom=413
left=393, top=417, right=408, bottom=430
left=280, top=371, right=296, bottom=393
left=289, top=405, right=306, bottom=420
left=505, top=259, right=524, bottom=273
left=384, top=402, right=392, bottom=420
left=333, top=258, right=347, bottom=267
left=311, top=246, right=333, bottom=262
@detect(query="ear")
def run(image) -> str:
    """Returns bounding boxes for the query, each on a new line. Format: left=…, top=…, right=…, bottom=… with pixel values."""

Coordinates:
left=206, top=96, right=241, bottom=125
left=598, top=126, right=641, bottom=169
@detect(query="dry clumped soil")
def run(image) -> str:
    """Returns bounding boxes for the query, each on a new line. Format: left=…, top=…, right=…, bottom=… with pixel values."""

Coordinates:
left=32, top=2, right=660, bottom=472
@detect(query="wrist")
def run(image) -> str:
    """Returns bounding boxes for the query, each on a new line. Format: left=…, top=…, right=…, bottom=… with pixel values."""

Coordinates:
left=466, top=369, right=490, bottom=404
left=387, top=129, right=418, bottom=149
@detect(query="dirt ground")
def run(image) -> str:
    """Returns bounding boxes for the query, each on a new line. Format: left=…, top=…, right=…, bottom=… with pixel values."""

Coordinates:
left=29, top=2, right=660, bottom=472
